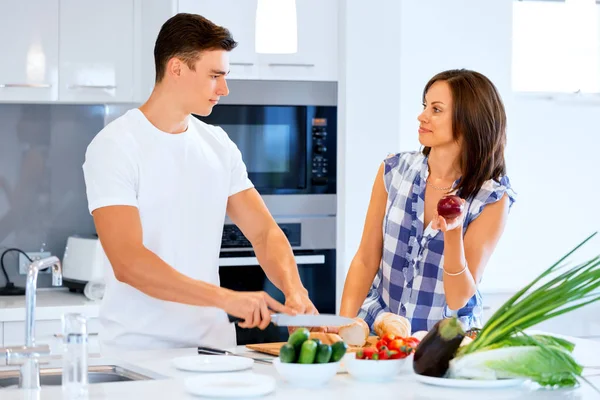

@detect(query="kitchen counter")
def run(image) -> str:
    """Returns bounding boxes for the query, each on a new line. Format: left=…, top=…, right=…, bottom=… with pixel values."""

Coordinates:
left=1, top=335, right=599, bottom=399
left=0, top=289, right=100, bottom=322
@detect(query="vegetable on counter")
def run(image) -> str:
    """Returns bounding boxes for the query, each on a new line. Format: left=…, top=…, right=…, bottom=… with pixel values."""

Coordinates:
left=413, top=317, right=465, bottom=376
left=279, top=327, right=347, bottom=364
left=413, top=232, right=600, bottom=389
left=356, top=333, right=420, bottom=360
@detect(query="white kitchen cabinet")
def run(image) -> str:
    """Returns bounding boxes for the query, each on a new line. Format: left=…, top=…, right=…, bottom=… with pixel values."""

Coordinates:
left=3, top=318, right=102, bottom=355
left=178, top=0, right=260, bottom=80
left=0, top=0, right=59, bottom=102
left=59, top=0, right=135, bottom=103
left=134, top=0, right=179, bottom=102
left=257, top=0, right=338, bottom=82
left=177, top=0, right=338, bottom=81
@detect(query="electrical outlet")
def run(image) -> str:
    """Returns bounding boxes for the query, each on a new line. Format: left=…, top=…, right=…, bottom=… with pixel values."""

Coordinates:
left=19, top=252, right=52, bottom=275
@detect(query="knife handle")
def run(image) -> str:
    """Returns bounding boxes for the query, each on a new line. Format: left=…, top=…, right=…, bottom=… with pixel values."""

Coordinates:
left=227, top=314, right=244, bottom=324
left=197, top=346, right=233, bottom=356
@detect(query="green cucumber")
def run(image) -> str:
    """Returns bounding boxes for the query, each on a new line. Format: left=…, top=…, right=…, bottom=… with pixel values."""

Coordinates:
left=298, top=340, right=318, bottom=364
left=330, top=341, right=348, bottom=362
left=279, top=343, right=296, bottom=363
left=315, top=344, right=332, bottom=363
left=287, top=328, right=310, bottom=352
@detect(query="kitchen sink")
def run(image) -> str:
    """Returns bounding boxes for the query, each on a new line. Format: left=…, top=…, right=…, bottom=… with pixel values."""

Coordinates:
left=0, top=365, right=157, bottom=388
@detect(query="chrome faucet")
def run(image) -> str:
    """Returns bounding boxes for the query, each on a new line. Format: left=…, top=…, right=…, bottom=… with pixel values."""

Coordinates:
left=0, top=256, right=62, bottom=389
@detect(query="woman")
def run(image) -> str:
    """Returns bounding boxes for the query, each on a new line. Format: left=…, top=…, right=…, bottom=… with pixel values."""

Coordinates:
left=339, top=69, right=516, bottom=333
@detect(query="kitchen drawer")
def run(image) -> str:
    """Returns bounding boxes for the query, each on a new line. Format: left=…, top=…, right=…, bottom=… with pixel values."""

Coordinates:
left=3, top=318, right=101, bottom=355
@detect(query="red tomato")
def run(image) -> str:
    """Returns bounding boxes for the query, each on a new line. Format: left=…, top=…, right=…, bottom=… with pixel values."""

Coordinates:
left=362, top=347, right=377, bottom=360
left=376, top=340, right=387, bottom=350
left=382, top=333, right=396, bottom=344
left=388, top=339, right=404, bottom=351
left=404, top=337, right=420, bottom=347
left=378, top=350, right=390, bottom=360
left=389, top=350, right=403, bottom=359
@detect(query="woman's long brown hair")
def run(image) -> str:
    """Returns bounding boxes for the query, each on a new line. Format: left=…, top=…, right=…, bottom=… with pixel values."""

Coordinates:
left=422, top=69, right=507, bottom=200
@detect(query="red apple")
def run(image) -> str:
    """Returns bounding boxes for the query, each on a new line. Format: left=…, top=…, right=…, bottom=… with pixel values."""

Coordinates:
left=437, top=195, right=464, bottom=219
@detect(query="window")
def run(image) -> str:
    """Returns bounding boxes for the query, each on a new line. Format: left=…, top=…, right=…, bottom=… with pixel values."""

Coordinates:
left=512, top=0, right=600, bottom=93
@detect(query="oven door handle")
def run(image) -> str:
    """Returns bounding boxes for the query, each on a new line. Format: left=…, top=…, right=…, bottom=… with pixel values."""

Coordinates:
left=218, top=255, right=325, bottom=267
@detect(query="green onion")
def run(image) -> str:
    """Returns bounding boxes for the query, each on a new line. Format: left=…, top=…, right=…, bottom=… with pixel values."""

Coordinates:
left=463, top=232, right=600, bottom=355
left=452, top=232, right=600, bottom=388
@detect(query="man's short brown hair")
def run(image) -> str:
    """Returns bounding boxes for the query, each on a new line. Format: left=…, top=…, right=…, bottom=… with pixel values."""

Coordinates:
left=154, top=13, right=238, bottom=83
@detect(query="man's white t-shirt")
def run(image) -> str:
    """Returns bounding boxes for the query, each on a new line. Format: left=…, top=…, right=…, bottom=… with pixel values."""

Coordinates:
left=82, top=108, right=253, bottom=351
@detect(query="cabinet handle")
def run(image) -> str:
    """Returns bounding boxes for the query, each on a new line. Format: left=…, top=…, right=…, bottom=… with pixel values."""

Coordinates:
left=0, top=83, right=52, bottom=88
left=268, top=63, right=315, bottom=68
left=230, top=62, right=255, bottom=66
left=67, top=84, right=117, bottom=90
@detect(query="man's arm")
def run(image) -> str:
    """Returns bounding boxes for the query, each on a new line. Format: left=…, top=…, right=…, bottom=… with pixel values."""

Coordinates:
left=93, top=205, right=292, bottom=329
left=226, top=188, right=316, bottom=313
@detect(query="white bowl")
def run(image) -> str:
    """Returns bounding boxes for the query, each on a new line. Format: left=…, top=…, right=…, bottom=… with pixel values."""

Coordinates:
left=273, top=358, right=340, bottom=387
left=345, top=355, right=412, bottom=382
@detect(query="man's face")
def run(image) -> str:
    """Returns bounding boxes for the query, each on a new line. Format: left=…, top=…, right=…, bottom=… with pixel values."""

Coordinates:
left=173, top=49, right=230, bottom=116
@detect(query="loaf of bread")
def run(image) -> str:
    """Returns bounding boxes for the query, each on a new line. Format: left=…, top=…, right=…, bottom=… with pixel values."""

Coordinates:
left=373, top=312, right=411, bottom=338
left=309, top=332, right=344, bottom=345
left=338, top=317, right=370, bottom=346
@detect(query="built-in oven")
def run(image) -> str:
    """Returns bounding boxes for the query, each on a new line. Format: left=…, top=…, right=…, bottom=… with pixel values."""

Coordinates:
left=218, top=216, right=336, bottom=345
left=193, top=105, right=336, bottom=195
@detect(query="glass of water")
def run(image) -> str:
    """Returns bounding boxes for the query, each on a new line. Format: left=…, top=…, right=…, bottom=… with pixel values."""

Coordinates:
left=62, top=313, right=88, bottom=399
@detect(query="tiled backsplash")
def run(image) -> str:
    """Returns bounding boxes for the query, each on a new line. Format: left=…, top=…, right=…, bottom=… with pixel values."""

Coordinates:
left=0, top=104, right=133, bottom=289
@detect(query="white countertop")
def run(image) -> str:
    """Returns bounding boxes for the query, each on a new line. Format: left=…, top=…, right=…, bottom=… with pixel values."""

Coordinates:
left=1, top=335, right=599, bottom=399
left=0, top=289, right=100, bottom=322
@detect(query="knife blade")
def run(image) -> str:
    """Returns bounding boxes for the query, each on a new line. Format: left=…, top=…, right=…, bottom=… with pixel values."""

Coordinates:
left=197, top=346, right=273, bottom=364
left=270, top=313, right=355, bottom=327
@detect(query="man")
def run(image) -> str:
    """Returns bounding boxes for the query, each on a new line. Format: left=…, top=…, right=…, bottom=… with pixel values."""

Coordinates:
left=82, top=13, right=317, bottom=351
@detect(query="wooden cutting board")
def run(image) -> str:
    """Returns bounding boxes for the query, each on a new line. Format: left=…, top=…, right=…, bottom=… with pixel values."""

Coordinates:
left=246, top=336, right=379, bottom=357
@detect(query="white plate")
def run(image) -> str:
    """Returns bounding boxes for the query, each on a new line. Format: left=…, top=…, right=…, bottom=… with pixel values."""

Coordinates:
left=184, top=372, right=276, bottom=398
left=416, top=374, right=527, bottom=389
left=172, top=355, right=254, bottom=372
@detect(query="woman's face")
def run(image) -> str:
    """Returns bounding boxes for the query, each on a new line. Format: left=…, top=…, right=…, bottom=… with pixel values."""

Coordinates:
left=417, top=80, right=457, bottom=149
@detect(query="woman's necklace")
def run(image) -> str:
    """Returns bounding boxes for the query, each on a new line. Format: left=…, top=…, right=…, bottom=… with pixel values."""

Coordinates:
left=426, top=179, right=454, bottom=191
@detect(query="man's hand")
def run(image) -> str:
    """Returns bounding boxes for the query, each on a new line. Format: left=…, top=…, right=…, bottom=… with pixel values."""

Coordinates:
left=222, top=290, right=295, bottom=330
left=285, top=290, right=318, bottom=315
left=285, top=290, right=328, bottom=333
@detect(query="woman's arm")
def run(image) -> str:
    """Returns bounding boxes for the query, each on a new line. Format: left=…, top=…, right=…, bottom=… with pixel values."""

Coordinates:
left=339, top=163, right=388, bottom=317
left=436, top=194, right=510, bottom=310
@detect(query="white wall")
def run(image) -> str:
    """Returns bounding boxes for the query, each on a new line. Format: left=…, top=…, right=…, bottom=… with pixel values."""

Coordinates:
left=338, top=0, right=600, bottom=298
left=336, top=0, right=403, bottom=311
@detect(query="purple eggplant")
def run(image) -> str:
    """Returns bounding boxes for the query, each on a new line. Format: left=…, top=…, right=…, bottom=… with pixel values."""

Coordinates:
left=413, top=317, right=465, bottom=377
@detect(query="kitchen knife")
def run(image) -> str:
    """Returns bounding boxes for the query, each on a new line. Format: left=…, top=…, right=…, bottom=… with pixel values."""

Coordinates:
left=228, top=313, right=354, bottom=327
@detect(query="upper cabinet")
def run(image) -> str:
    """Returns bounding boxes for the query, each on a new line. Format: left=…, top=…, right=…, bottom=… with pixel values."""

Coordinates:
left=59, top=0, right=135, bottom=103
left=178, top=0, right=261, bottom=80
left=257, top=0, right=338, bottom=82
left=0, top=0, right=59, bottom=102
left=177, top=0, right=338, bottom=81
left=0, top=0, right=338, bottom=104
